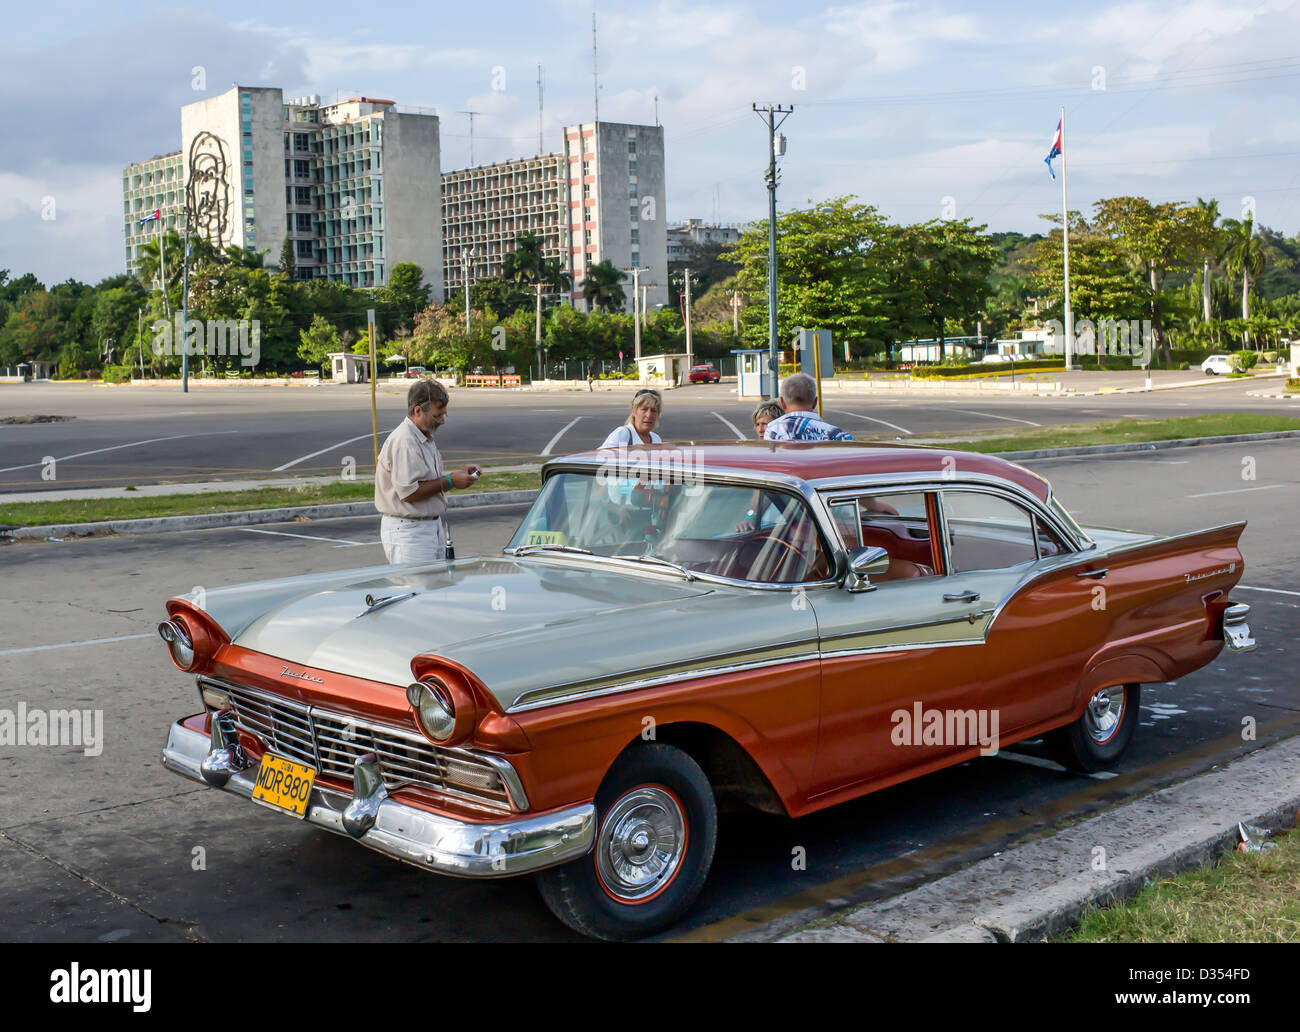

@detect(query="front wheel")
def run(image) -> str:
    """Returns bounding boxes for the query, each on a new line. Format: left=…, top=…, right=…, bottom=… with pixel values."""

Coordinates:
left=1049, top=683, right=1140, bottom=772
left=536, top=743, right=717, bottom=940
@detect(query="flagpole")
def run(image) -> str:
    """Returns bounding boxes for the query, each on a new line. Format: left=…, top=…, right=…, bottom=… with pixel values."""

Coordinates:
left=1061, top=105, right=1073, bottom=370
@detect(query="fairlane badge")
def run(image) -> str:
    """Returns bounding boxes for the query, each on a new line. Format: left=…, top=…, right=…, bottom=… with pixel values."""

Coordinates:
left=1184, top=563, right=1235, bottom=584
left=280, top=665, right=324, bottom=683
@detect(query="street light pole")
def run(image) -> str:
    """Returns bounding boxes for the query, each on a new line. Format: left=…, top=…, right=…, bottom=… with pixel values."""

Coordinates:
left=627, top=265, right=648, bottom=359
left=181, top=207, right=190, bottom=393
left=463, top=248, right=473, bottom=335
left=753, top=103, right=793, bottom=400
left=684, top=267, right=694, bottom=372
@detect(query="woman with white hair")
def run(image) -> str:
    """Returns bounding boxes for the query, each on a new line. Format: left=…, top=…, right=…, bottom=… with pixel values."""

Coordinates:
left=600, top=388, right=663, bottom=447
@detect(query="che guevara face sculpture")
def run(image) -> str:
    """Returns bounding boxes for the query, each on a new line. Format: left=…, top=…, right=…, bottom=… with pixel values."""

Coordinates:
left=187, top=131, right=231, bottom=248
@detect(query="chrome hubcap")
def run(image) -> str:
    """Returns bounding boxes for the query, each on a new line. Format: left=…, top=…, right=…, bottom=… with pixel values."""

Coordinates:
left=596, top=787, right=686, bottom=901
left=1085, top=687, right=1124, bottom=743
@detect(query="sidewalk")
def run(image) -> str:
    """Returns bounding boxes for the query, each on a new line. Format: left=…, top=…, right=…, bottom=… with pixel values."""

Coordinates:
left=766, top=734, right=1300, bottom=943
left=0, top=463, right=544, bottom=505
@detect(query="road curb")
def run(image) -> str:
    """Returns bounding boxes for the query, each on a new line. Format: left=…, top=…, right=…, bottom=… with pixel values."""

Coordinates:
left=772, top=734, right=1300, bottom=944
left=991, top=428, right=1300, bottom=462
left=0, top=489, right=540, bottom=541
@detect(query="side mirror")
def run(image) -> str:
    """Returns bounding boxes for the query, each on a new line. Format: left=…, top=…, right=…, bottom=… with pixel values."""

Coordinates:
left=845, top=546, right=890, bottom=593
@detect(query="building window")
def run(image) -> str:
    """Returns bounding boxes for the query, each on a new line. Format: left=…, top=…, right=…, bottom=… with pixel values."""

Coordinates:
left=628, top=140, right=636, bottom=154
left=628, top=160, right=637, bottom=175
left=629, top=183, right=637, bottom=197
left=296, top=239, right=314, bottom=258
left=631, top=251, right=639, bottom=266
left=630, top=229, right=639, bottom=243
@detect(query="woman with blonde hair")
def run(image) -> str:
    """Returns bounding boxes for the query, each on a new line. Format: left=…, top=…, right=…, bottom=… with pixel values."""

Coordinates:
left=600, top=388, right=663, bottom=447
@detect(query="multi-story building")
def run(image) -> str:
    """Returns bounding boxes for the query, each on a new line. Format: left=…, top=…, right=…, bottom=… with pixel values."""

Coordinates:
left=667, top=219, right=741, bottom=263
left=441, top=121, right=667, bottom=314
left=121, top=152, right=183, bottom=278
left=124, top=85, right=443, bottom=294
left=441, top=153, right=569, bottom=299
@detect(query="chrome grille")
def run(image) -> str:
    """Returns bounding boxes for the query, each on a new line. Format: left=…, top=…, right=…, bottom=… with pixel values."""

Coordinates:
left=201, top=677, right=519, bottom=815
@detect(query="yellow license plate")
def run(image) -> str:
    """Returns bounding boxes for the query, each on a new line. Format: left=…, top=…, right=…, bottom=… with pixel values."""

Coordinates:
left=251, top=753, right=317, bottom=818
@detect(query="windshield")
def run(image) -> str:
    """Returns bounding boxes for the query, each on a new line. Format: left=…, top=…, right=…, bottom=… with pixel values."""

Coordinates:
left=508, top=471, right=833, bottom=583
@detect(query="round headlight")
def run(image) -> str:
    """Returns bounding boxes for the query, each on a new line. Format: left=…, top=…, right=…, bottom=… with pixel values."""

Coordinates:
left=158, top=620, right=195, bottom=670
left=407, top=680, right=456, bottom=741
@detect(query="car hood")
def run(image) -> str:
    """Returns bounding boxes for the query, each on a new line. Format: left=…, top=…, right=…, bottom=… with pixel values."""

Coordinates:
left=222, top=556, right=806, bottom=710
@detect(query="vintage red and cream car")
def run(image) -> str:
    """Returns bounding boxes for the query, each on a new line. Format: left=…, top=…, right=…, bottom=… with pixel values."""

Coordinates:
left=159, top=442, right=1255, bottom=939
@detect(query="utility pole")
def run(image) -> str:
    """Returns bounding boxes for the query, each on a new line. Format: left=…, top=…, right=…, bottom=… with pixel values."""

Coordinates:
left=537, top=65, right=545, bottom=154
left=458, top=110, right=480, bottom=165
left=181, top=206, right=191, bottom=393
left=640, top=283, right=656, bottom=328
left=463, top=248, right=473, bottom=334
left=628, top=266, right=648, bottom=359
left=534, top=282, right=544, bottom=381
left=730, top=289, right=741, bottom=336
left=137, top=307, right=144, bottom=379
left=591, top=12, right=600, bottom=124
left=753, top=103, right=793, bottom=400
left=367, top=308, right=378, bottom=467
left=684, top=268, right=694, bottom=372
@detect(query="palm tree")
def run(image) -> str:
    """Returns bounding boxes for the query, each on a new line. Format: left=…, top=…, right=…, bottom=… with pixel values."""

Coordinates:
left=224, top=245, right=268, bottom=270
left=581, top=260, right=627, bottom=312
left=1221, top=216, right=1268, bottom=346
left=1195, top=197, right=1220, bottom=322
left=135, top=229, right=183, bottom=295
left=501, top=231, right=546, bottom=285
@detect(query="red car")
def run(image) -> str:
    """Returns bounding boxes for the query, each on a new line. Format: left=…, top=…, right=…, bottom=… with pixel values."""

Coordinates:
left=159, top=443, right=1254, bottom=939
left=688, top=364, right=721, bottom=384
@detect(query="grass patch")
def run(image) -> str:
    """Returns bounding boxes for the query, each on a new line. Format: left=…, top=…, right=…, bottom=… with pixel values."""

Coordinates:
left=1063, top=829, right=1300, bottom=942
left=929, top=413, right=1300, bottom=454
left=0, top=470, right=541, bottom=528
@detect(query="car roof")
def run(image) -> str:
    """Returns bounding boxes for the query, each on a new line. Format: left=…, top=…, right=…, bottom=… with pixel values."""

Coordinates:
left=549, top=441, right=1051, bottom=501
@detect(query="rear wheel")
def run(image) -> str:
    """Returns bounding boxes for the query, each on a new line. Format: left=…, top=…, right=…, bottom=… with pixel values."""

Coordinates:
left=1050, top=683, right=1140, bottom=772
left=536, top=743, right=717, bottom=940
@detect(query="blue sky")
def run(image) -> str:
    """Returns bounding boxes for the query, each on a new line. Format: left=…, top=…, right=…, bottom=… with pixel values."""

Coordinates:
left=3, top=0, right=1298, bottom=285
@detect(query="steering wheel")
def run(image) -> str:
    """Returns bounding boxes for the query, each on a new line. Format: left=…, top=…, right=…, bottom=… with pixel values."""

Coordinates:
left=748, top=535, right=807, bottom=581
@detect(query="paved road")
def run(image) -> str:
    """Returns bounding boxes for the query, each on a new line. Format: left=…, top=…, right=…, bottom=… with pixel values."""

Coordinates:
left=1, top=441, right=1294, bottom=941
left=1, top=378, right=1296, bottom=494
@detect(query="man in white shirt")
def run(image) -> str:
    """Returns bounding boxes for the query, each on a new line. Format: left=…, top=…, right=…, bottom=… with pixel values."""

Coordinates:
left=374, top=379, right=481, bottom=564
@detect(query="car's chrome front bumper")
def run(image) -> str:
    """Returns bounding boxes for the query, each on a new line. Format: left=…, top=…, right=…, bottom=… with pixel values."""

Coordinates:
left=162, top=717, right=595, bottom=878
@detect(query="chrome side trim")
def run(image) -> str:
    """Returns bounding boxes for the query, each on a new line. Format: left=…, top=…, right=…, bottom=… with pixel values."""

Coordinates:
left=162, top=719, right=593, bottom=879
left=818, top=608, right=995, bottom=647
left=507, top=647, right=821, bottom=714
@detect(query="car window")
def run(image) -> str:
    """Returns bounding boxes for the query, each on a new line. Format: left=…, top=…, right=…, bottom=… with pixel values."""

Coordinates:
left=825, top=491, right=938, bottom=583
left=512, top=472, right=832, bottom=584
left=942, top=490, right=1039, bottom=572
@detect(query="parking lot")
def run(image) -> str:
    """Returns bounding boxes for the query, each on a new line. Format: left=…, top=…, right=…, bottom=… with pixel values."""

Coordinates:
left=1, top=439, right=1295, bottom=941
left=1, top=376, right=1296, bottom=494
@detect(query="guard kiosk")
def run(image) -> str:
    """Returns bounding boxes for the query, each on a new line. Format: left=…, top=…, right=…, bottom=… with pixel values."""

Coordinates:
left=732, top=348, right=772, bottom=398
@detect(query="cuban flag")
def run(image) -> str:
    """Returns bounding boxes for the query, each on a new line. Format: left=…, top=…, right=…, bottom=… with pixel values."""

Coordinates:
left=1044, top=119, right=1063, bottom=180
left=139, top=208, right=162, bottom=225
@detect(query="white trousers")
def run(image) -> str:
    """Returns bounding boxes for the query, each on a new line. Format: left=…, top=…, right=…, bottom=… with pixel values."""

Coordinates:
left=380, top=516, right=446, bottom=565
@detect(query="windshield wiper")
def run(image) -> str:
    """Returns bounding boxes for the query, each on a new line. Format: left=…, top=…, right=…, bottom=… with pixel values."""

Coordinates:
left=622, top=554, right=696, bottom=581
left=511, top=544, right=594, bottom=557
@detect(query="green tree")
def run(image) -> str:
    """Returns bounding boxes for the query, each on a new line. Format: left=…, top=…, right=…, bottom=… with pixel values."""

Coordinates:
left=1221, top=215, right=1270, bottom=344
left=907, top=219, right=997, bottom=359
left=1090, top=196, right=1215, bottom=361
left=278, top=236, right=296, bottom=277
left=581, top=261, right=628, bottom=312
left=298, top=314, right=341, bottom=370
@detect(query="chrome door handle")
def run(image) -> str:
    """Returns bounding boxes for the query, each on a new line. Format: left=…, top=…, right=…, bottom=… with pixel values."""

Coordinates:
left=942, top=590, right=981, bottom=603
left=1075, top=568, right=1108, bottom=579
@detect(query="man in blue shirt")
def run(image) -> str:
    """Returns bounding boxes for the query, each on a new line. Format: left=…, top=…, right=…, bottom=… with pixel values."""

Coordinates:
left=763, top=373, right=853, bottom=442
